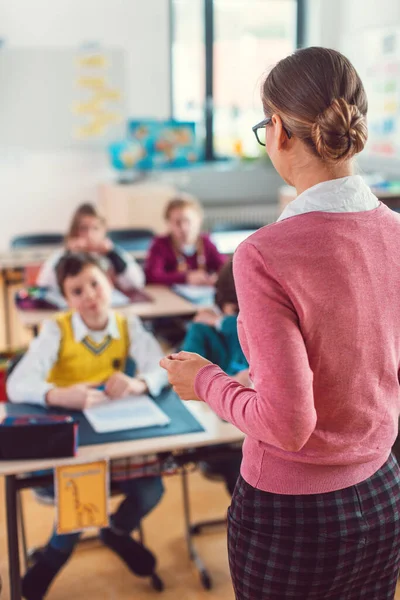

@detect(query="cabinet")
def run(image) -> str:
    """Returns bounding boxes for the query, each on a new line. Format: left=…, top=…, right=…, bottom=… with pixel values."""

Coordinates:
left=98, top=182, right=178, bottom=234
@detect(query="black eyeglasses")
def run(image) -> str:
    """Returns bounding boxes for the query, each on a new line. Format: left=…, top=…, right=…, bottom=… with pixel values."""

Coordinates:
left=252, top=117, right=292, bottom=146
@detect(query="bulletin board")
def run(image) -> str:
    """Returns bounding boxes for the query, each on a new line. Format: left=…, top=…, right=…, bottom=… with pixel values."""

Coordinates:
left=0, top=47, right=126, bottom=150
left=355, top=27, right=400, bottom=157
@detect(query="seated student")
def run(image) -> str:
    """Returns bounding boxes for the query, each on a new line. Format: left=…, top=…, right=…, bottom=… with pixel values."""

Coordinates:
left=7, top=252, right=167, bottom=600
left=145, top=195, right=225, bottom=286
left=37, top=203, right=145, bottom=292
left=183, top=259, right=249, bottom=379
left=182, top=259, right=249, bottom=495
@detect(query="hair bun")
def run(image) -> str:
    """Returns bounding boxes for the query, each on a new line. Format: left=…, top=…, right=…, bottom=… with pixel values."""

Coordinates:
left=311, top=98, right=367, bottom=161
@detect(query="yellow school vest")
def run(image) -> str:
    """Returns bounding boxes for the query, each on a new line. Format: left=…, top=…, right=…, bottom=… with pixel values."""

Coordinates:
left=47, top=311, right=130, bottom=388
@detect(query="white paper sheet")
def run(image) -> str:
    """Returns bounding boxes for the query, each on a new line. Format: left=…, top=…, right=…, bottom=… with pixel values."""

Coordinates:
left=84, top=395, right=170, bottom=433
left=173, top=284, right=215, bottom=305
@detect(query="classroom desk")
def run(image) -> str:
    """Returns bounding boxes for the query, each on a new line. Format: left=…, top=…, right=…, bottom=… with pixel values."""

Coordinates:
left=16, top=284, right=198, bottom=336
left=0, top=400, right=243, bottom=600
left=0, top=229, right=253, bottom=349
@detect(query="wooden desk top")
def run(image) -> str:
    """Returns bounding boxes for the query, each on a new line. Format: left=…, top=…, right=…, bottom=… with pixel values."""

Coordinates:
left=16, top=285, right=198, bottom=326
left=0, top=402, right=244, bottom=476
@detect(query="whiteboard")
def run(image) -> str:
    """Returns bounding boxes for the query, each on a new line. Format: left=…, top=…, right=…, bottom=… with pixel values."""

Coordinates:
left=0, top=47, right=126, bottom=150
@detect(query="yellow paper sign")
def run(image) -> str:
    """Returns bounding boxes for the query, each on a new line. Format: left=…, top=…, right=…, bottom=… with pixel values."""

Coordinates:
left=55, top=460, right=109, bottom=535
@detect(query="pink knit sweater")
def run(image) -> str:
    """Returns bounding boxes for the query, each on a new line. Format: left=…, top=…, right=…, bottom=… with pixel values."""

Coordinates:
left=195, top=203, right=400, bottom=494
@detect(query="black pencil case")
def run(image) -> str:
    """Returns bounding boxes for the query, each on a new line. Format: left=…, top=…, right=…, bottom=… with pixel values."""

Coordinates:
left=0, top=415, right=78, bottom=460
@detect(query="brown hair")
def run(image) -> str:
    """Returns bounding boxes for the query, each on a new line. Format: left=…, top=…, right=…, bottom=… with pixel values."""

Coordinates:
left=164, top=194, right=203, bottom=221
left=56, top=251, right=105, bottom=294
left=67, top=203, right=106, bottom=240
left=262, top=47, right=368, bottom=162
left=215, top=259, right=238, bottom=312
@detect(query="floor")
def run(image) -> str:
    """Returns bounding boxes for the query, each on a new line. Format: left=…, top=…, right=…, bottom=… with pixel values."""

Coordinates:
left=0, top=471, right=400, bottom=599
left=0, top=472, right=235, bottom=600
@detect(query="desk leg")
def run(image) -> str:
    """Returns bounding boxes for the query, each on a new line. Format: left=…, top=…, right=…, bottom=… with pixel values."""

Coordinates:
left=6, top=475, right=22, bottom=600
left=181, top=469, right=212, bottom=589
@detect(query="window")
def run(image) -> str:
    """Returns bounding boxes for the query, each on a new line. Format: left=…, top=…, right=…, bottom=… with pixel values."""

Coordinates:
left=171, top=0, right=301, bottom=160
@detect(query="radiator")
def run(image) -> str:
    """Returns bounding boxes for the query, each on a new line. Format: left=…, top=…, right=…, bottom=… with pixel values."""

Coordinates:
left=203, top=203, right=280, bottom=229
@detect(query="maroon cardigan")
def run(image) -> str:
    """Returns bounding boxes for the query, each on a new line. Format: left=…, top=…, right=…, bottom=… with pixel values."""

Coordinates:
left=145, top=234, right=225, bottom=285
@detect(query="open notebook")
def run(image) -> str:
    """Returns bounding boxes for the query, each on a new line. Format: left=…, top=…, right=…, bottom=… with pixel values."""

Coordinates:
left=84, top=395, right=170, bottom=434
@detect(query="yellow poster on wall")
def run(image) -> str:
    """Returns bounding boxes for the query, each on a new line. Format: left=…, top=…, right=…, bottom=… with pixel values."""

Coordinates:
left=55, top=459, right=109, bottom=535
left=73, top=51, right=123, bottom=139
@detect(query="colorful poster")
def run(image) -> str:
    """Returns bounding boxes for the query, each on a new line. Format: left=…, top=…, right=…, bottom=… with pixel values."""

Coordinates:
left=73, top=50, right=124, bottom=140
left=113, top=120, right=201, bottom=170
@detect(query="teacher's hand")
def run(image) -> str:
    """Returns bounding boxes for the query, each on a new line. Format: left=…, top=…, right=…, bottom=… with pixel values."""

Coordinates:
left=160, top=351, right=211, bottom=400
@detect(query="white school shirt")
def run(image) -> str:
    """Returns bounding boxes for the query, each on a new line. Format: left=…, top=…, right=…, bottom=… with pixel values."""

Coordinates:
left=7, top=311, right=168, bottom=405
left=278, top=175, right=379, bottom=222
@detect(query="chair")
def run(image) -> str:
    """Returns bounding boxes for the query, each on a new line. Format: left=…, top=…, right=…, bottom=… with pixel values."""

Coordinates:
left=108, top=228, right=154, bottom=253
left=11, top=234, right=64, bottom=249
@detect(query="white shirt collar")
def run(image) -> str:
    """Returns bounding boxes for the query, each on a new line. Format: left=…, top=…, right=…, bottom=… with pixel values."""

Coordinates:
left=71, top=311, right=120, bottom=342
left=278, top=175, right=380, bottom=222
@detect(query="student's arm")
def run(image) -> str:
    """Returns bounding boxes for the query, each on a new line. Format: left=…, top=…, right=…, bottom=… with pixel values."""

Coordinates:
left=107, top=247, right=145, bottom=290
left=218, top=315, right=246, bottom=363
left=6, top=320, right=61, bottom=405
left=182, top=322, right=211, bottom=357
left=145, top=239, right=186, bottom=285
left=36, top=250, right=64, bottom=290
left=127, top=315, right=168, bottom=396
left=7, top=321, right=108, bottom=408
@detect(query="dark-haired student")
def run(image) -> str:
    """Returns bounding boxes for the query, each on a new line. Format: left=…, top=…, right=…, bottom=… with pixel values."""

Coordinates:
left=7, top=252, right=167, bottom=600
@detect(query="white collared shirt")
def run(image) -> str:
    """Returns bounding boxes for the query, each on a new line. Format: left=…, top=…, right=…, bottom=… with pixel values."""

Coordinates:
left=7, top=311, right=168, bottom=404
left=278, top=175, right=380, bottom=222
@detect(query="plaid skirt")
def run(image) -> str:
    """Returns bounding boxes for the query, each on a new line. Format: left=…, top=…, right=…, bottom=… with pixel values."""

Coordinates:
left=228, top=454, right=400, bottom=599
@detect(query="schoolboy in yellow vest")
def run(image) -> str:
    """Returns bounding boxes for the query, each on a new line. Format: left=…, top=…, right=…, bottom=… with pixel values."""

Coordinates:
left=7, top=252, right=168, bottom=600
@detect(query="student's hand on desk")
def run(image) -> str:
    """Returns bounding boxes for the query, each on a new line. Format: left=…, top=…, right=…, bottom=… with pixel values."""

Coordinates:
left=160, top=351, right=211, bottom=400
left=194, top=308, right=221, bottom=327
left=66, top=237, right=88, bottom=252
left=207, top=272, right=218, bottom=286
left=186, top=270, right=213, bottom=286
left=46, top=385, right=107, bottom=410
left=88, top=238, right=114, bottom=255
left=105, top=373, right=147, bottom=398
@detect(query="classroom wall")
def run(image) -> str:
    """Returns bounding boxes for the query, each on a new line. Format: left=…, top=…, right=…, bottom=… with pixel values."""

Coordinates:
left=306, top=0, right=400, bottom=51
left=305, top=0, right=343, bottom=49
left=0, top=0, right=171, bottom=249
left=0, top=0, right=171, bottom=119
left=307, top=0, right=400, bottom=177
left=3, top=0, right=400, bottom=250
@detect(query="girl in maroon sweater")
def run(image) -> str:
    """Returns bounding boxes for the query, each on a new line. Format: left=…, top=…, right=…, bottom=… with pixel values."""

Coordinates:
left=145, top=196, right=225, bottom=286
